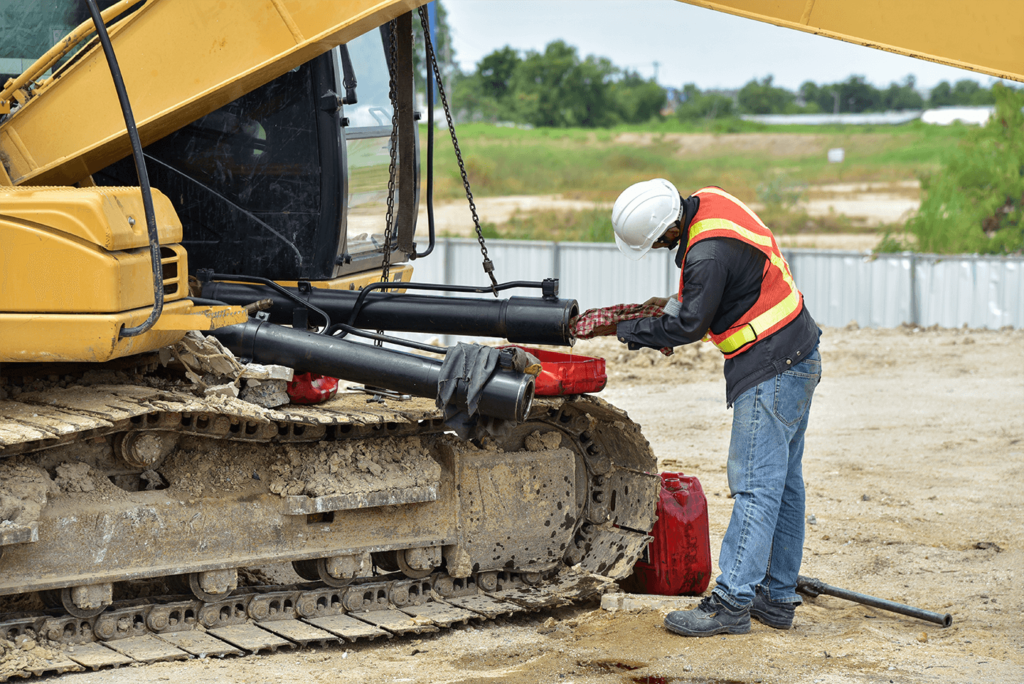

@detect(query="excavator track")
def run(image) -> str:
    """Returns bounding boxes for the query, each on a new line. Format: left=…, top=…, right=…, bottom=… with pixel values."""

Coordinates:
left=0, top=568, right=615, bottom=680
left=0, top=378, right=660, bottom=681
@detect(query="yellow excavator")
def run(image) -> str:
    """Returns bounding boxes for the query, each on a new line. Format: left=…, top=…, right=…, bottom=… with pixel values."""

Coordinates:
left=0, top=0, right=1020, bottom=675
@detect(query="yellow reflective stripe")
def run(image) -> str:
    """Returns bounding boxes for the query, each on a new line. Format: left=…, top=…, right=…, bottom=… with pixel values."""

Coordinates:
left=697, top=187, right=769, bottom=229
left=689, top=218, right=773, bottom=249
left=716, top=287, right=801, bottom=353
left=770, top=252, right=796, bottom=289
left=716, top=324, right=757, bottom=353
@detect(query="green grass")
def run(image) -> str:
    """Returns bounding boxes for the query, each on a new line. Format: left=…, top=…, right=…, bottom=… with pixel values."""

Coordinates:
left=421, top=120, right=966, bottom=205
left=475, top=207, right=614, bottom=243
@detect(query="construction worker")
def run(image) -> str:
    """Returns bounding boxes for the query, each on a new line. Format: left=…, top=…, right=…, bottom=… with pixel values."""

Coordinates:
left=607, top=179, right=822, bottom=636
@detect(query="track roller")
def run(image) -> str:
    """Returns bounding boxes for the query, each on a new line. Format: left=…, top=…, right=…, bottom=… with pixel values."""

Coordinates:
left=292, top=553, right=369, bottom=587
left=188, top=569, right=237, bottom=602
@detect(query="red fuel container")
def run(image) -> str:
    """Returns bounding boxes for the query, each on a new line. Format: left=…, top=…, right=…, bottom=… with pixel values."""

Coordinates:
left=622, top=472, right=711, bottom=596
left=499, top=346, right=606, bottom=396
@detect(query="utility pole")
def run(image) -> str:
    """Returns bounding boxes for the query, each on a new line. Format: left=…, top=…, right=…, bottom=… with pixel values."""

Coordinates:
left=832, top=90, right=839, bottom=114
left=653, top=61, right=660, bottom=82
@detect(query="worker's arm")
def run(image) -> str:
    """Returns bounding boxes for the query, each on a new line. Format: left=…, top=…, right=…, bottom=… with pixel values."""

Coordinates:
left=615, top=242, right=726, bottom=350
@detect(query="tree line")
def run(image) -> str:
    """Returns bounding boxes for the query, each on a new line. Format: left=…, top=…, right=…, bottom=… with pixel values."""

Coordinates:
left=448, top=41, right=1008, bottom=127
left=452, top=41, right=665, bottom=127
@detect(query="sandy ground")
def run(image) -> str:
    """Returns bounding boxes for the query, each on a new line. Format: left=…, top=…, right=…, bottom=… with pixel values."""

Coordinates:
left=52, top=325, right=1024, bottom=684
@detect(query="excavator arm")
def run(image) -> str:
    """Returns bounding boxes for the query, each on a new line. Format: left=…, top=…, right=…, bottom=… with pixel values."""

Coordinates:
left=0, top=0, right=426, bottom=187
left=4, top=0, right=1020, bottom=189
left=675, top=0, right=1024, bottom=84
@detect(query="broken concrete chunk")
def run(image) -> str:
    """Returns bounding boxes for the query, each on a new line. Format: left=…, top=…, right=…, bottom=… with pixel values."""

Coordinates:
left=240, top=378, right=290, bottom=408
left=173, top=330, right=245, bottom=379
left=204, top=382, right=240, bottom=399
left=240, top=364, right=294, bottom=382
left=600, top=592, right=701, bottom=613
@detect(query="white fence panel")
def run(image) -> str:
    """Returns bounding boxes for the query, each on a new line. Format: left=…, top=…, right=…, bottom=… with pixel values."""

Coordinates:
left=787, top=251, right=911, bottom=328
left=555, top=242, right=677, bottom=311
left=409, top=240, right=1022, bottom=330
left=917, top=256, right=1024, bottom=328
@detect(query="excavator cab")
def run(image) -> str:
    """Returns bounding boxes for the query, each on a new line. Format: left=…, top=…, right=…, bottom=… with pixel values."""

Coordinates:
left=93, top=30, right=416, bottom=282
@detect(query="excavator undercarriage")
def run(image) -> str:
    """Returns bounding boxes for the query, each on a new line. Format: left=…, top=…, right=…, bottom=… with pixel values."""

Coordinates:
left=0, top=364, right=657, bottom=677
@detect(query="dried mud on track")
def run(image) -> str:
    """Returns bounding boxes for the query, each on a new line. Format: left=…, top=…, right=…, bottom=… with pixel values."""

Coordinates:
left=49, top=326, right=1024, bottom=684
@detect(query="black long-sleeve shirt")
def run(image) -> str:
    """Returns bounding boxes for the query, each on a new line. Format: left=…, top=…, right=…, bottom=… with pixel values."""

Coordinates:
left=616, top=213, right=820, bottom=405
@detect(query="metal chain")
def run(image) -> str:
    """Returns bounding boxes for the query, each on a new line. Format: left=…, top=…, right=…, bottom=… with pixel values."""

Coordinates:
left=377, top=19, right=402, bottom=345
left=418, top=8, right=498, bottom=295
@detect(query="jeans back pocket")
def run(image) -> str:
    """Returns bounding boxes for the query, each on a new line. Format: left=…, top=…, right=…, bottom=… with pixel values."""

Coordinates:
left=772, top=354, right=821, bottom=427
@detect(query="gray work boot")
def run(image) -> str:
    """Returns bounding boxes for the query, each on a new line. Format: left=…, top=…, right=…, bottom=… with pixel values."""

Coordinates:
left=750, top=587, right=797, bottom=630
left=664, top=594, right=750, bottom=637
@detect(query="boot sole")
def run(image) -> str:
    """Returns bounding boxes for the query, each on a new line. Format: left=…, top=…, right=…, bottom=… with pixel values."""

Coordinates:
left=664, top=621, right=751, bottom=637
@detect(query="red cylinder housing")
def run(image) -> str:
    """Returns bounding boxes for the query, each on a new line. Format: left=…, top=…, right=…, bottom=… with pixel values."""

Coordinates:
left=623, top=472, right=711, bottom=596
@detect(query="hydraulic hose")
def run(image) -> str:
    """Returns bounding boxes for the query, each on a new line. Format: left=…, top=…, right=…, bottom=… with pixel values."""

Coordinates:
left=202, top=281, right=578, bottom=346
left=210, top=319, right=534, bottom=423
left=413, top=5, right=435, bottom=260
left=83, top=0, right=164, bottom=338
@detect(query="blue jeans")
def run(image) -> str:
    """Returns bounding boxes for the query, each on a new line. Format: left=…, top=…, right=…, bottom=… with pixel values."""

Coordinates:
left=713, top=346, right=821, bottom=609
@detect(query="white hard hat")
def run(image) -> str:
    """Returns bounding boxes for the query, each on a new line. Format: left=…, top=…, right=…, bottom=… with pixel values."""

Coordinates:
left=611, top=179, right=682, bottom=260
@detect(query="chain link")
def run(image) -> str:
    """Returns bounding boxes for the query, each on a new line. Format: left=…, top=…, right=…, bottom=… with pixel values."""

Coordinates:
left=418, top=8, right=498, bottom=295
left=377, top=19, right=402, bottom=345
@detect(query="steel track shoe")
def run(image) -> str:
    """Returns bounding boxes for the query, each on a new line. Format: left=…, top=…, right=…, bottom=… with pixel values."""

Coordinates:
left=664, top=594, right=750, bottom=637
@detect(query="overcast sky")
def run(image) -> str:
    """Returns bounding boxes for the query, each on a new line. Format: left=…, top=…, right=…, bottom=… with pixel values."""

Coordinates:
left=444, top=0, right=1007, bottom=92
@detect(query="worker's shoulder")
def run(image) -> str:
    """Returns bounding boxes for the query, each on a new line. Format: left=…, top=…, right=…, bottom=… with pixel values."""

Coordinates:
left=685, top=236, right=755, bottom=263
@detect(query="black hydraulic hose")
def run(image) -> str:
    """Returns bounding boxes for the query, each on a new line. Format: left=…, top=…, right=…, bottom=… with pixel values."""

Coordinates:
left=210, top=319, right=534, bottom=423
left=186, top=297, right=229, bottom=307
left=326, top=324, right=448, bottom=355
left=201, top=281, right=577, bottom=347
left=84, top=0, right=163, bottom=338
left=413, top=6, right=435, bottom=260
left=207, top=273, right=331, bottom=332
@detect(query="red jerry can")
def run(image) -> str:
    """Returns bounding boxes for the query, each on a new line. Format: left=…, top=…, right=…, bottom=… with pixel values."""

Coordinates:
left=622, top=472, right=712, bottom=596
left=286, top=373, right=339, bottom=404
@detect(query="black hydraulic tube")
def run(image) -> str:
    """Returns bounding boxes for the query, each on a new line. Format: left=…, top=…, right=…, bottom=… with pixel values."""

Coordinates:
left=202, top=282, right=578, bottom=346
left=84, top=0, right=163, bottom=339
left=797, top=575, right=953, bottom=628
left=413, top=5, right=435, bottom=260
left=209, top=320, right=534, bottom=423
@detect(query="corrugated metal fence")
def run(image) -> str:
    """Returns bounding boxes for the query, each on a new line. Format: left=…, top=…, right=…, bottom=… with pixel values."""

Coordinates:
left=411, top=239, right=1024, bottom=329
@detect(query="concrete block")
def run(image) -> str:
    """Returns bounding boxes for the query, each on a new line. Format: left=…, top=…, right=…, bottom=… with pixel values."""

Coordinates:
left=600, top=592, right=702, bottom=613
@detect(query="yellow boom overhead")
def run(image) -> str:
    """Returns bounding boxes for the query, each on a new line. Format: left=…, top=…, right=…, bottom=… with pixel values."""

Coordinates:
left=0, top=0, right=424, bottom=188
left=675, top=0, right=1024, bottom=84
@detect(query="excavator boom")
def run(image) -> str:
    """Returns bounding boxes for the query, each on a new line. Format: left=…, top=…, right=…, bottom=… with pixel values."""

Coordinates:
left=0, top=0, right=425, bottom=187
left=676, top=0, right=1024, bottom=84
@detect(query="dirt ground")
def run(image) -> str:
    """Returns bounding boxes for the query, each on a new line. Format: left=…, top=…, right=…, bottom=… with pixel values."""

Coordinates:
left=50, top=325, right=1024, bottom=684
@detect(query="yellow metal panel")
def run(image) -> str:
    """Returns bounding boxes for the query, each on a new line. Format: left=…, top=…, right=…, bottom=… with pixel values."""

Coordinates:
left=0, top=186, right=181, bottom=251
left=274, top=264, right=414, bottom=292
left=675, top=0, right=1024, bottom=83
left=0, top=0, right=426, bottom=187
left=0, top=219, right=187, bottom=314
left=0, top=300, right=205, bottom=362
left=150, top=304, right=249, bottom=332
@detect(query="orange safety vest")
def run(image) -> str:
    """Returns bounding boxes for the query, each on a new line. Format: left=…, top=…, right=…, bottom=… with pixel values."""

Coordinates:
left=679, top=187, right=803, bottom=359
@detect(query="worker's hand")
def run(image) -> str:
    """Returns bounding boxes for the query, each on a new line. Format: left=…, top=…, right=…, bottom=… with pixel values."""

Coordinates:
left=643, top=296, right=669, bottom=309
left=591, top=323, right=617, bottom=337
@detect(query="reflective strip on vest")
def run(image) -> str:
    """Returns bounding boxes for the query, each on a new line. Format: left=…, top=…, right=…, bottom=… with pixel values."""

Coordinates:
left=686, top=213, right=801, bottom=355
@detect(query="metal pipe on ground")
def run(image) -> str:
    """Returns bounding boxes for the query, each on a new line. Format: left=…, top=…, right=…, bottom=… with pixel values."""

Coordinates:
left=209, top=319, right=534, bottom=423
left=797, top=575, right=953, bottom=627
left=201, top=282, right=578, bottom=346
